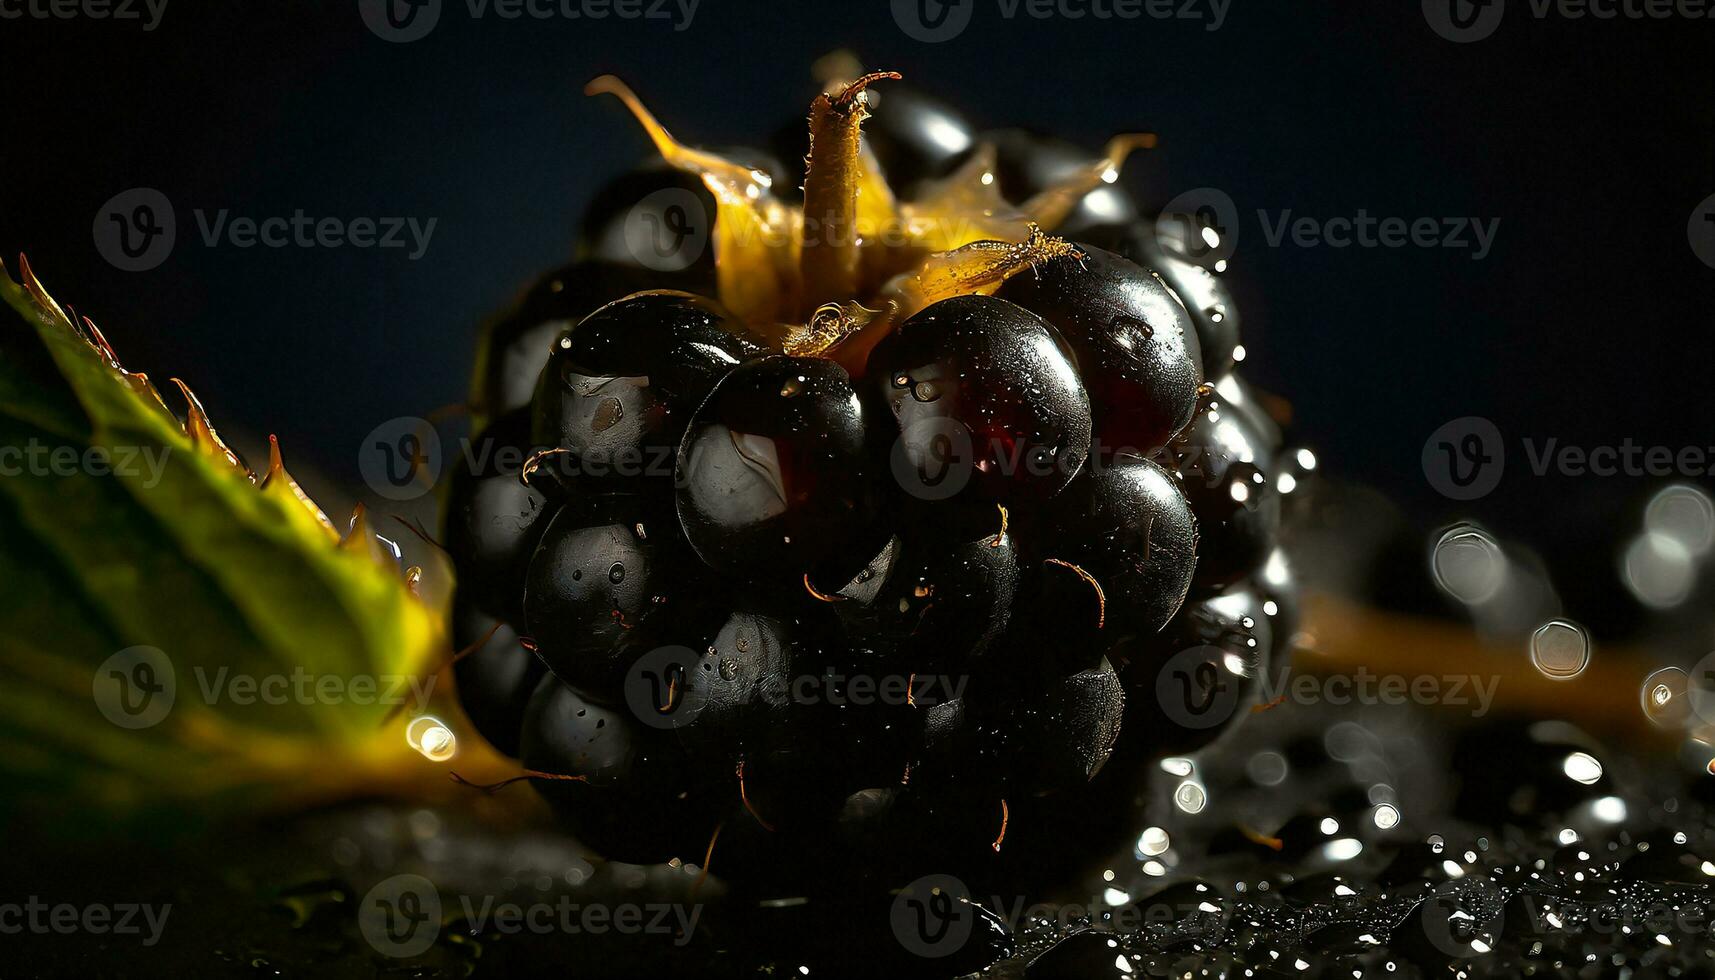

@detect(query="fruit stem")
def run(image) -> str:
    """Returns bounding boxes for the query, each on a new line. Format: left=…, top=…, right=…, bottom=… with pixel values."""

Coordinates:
left=448, top=769, right=589, bottom=794
left=799, top=70, right=900, bottom=317
left=736, top=760, right=776, bottom=831
left=1044, top=558, right=1106, bottom=630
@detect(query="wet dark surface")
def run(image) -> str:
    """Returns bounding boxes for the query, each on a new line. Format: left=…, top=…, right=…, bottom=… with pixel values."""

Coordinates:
left=9, top=687, right=1714, bottom=978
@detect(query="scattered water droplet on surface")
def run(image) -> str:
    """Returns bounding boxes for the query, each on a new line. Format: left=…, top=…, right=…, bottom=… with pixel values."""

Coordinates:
left=1431, top=523, right=1506, bottom=605
left=1530, top=619, right=1590, bottom=680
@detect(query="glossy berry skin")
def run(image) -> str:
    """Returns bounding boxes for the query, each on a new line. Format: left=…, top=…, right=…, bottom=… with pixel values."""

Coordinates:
left=868, top=294, right=1092, bottom=509
left=1169, top=396, right=1281, bottom=592
left=983, top=129, right=1144, bottom=238
left=1211, top=373, right=1283, bottom=457
left=475, top=260, right=700, bottom=423
left=834, top=530, right=1020, bottom=675
left=675, top=356, right=888, bottom=587
left=863, top=87, right=978, bottom=194
left=907, top=661, right=1124, bottom=834
left=1039, top=454, right=1199, bottom=646
left=449, top=600, right=544, bottom=759
left=442, top=408, right=554, bottom=624
left=676, top=607, right=916, bottom=832
left=995, top=245, right=1202, bottom=456
left=522, top=494, right=679, bottom=698
left=1010, top=660, right=1127, bottom=794
left=520, top=673, right=719, bottom=865
left=531, top=290, right=758, bottom=491
left=679, top=609, right=802, bottom=748
left=1085, top=220, right=1242, bottom=380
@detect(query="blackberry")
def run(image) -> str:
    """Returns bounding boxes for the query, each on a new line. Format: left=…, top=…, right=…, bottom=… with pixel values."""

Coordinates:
left=447, top=65, right=1304, bottom=897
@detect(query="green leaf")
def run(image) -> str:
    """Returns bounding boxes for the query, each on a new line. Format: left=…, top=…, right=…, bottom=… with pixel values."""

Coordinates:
left=0, top=257, right=450, bottom=821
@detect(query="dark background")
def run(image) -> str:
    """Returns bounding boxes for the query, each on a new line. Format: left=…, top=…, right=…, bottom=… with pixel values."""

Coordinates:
left=3, top=0, right=1712, bottom=555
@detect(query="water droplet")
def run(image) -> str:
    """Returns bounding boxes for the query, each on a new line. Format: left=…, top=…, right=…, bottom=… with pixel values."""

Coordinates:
left=1372, top=803, right=1401, bottom=830
left=608, top=562, right=625, bottom=584
left=1641, top=666, right=1690, bottom=728
left=1431, top=523, right=1506, bottom=605
left=1174, top=780, right=1207, bottom=814
left=1622, top=531, right=1695, bottom=609
left=1562, top=750, right=1603, bottom=785
left=1646, top=483, right=1715, bottom=556
left=1137, top=826, right=1170, bottom=856
left=1246, top=750, right=1289, bottom=786
left=1530, top=620, right=1591, bottom=680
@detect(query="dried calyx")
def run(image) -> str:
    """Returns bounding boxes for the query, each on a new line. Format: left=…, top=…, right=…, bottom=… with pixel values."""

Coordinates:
left=584, top=66, right=1156, bottom=369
